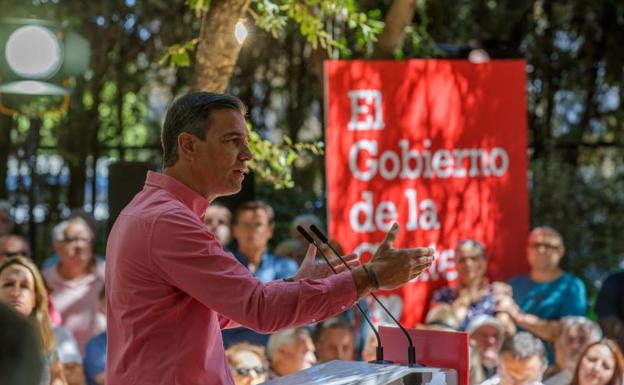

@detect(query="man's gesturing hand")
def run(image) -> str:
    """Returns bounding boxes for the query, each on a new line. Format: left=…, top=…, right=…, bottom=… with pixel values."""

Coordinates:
left=367, top=223, right=435, bottom=290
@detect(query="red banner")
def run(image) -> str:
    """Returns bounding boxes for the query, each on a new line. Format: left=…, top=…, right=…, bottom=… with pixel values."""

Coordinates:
left=324, top=60, right=529, bottom=327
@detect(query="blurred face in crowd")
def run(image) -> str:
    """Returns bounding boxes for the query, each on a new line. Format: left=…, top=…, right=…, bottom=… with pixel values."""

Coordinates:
left=273, top=334, right=316, bottom=376
left=498, top=352, right=546, bottom=385
left=54, top=221, right=94, bottom=278
left=0, top=264, right=36, bottom=317
left=471, top=325, right=504, bottom=369
left=315, top=327, right=355, bottom=362
left=577, top=344, right=616, bottom=385
left=0, top=235, right=30, bottom=260
left=204, top=205, right=232, bottom=246
left=229, top=350, right=269, bottom=385
left=555, top=323, right=596, bottom=371
left=527, top=229, right=564, bottom=273
left=0, top=209, right=12, bottom=237
left=455, top=244, right=487, bottom=287
left=233, top=209, right=274, bottom=257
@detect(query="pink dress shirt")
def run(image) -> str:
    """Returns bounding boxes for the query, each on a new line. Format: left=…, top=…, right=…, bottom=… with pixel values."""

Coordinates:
left=106, top=171, right=357, bottom=385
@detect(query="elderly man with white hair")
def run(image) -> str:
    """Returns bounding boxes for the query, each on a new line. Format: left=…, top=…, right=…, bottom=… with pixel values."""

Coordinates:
left=44, top=217, right=105, bottom=354
left=543, top=316, right=602, bottom=385
left=266, top=327, right=316, bottom=378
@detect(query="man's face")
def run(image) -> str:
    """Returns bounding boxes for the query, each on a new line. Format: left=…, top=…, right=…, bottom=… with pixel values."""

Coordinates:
left=471, top=325, right=504, bottom=369
left=229, top=350, right=269, bottom=385
left=0, top=210, right=12, bottom=237
left=315, top=327, right=355, bottom=363
left=555, top=324, right=595, bottom=371
left=55, top=222, right=94, bottom=275
left=498, top=352, right=545, bottom=385
left=456, top=246, right=487, bottom=287
left=187, top=109, right=252, bottom=199
left=0, top=236, right=30, bottom=260
left=233, top=209, right=274, bottom=254
left=276, top=335, right=316, bottom=376
left=526, top=231, right=564, bottom=273
left=204, top=205, right=232, bottom=245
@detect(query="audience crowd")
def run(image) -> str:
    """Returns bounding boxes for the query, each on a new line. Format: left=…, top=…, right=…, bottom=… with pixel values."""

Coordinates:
left=0, top=199, right=623, bottom=385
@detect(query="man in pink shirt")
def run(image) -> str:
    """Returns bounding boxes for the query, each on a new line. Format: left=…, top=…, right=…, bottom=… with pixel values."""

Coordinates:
left=106, top=92, right=435, bottom=385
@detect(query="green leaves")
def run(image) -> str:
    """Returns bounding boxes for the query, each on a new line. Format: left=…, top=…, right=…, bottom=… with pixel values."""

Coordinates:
left=158, top=38, right=199, bottom=68
left=247, top=127, right=323, bottom=190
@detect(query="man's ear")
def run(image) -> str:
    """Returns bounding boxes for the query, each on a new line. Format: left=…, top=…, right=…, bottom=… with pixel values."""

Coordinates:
left=177, top=133, right=197, bottom=161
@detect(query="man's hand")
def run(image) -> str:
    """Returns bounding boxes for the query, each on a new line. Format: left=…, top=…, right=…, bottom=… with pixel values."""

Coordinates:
left=293, top=244, right=360, bottom=281
left=367, top=223, right=435, bottom=290
left=495, top=294, right=521, bottom=320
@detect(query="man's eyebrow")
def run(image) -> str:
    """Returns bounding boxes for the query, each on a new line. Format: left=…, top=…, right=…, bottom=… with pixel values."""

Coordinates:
left=221, top=131, right=247, bottom=138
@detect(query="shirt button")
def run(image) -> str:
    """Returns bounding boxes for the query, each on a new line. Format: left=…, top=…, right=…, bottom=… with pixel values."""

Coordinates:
left=341, top=306, right=346, bottom=310
left=311, top=319, right=316, bottom=322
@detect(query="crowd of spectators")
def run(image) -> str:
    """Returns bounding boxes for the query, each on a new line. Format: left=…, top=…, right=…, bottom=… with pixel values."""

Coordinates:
left=0, top=199, right=623, bottom=385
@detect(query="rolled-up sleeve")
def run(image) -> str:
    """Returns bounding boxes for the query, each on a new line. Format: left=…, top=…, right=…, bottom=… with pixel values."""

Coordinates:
left=149, top=208, right=357, bottom=333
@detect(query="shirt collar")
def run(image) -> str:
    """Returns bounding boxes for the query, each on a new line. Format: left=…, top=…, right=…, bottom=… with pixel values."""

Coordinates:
left=145, top=171, right=208, bottom=217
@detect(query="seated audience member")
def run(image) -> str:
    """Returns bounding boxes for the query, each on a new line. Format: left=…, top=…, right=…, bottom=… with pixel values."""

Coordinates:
left=0, top=200, right=14, bottom=237
left=468, top=315, right=505, bottom=381
left=267, top=327, right=316, bottom=377
left=0, top=302, right=43, bottom=385
left=44, top=217, right=105, bottom=354
left=570, top=339, right=624, bottom=385
left=53, top=327, right=84, bottom=385
left=361, top=327, right=378, bottom=363
left=544, top=316, right=602, bottom=385
left=480, top=331, right=548, bottom=385
left=595, top=271, right=624, bottom=352
left=0, top=234, right=31, bottom=260
left=83, top=287, right=107, bottom=385
left=204, top=203, right=233, bottom=247
left=225, top=343, right=270, bottom=385
left=222, top=201, right=298, bottom=348
left=0, top=257, right=67, bottom=385
left=496, top=226, right=587, bottom=360
left=431, top=240, right=498, bottom=330
left=312, top=317, right=355, bottom=362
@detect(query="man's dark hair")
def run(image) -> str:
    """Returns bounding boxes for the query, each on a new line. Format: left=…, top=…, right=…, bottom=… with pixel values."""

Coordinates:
left=312, top=317, right=354, bottom=344
left=161, top=92, right=246, bottom=168
left=501, top=331, right=547, bottom=365
left=234, top=200, right=275, bottom=225
left=0, top=303, right=42, bottom=385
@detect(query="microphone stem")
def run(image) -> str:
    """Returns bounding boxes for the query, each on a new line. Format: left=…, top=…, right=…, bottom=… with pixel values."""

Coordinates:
left=322, top=239, right=417, bottom=365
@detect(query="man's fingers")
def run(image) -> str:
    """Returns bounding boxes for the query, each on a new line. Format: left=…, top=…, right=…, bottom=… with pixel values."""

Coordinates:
left=304, top=244, right=317, bottom=261
left=378, top=223, right=399, bottom=252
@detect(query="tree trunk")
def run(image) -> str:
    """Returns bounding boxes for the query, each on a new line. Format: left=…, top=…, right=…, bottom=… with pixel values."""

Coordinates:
left=193, top=0, right=252, bottom=92
left=372, top=0, right=417, bottom=59
left=0, top=115, right=12, bottom=199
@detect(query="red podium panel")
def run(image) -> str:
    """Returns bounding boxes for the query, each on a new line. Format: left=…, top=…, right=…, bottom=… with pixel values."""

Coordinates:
left=380, top=326, right=469, bottom=385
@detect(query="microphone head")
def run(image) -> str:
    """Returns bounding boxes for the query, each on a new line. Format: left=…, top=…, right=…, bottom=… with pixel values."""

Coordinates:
left=309, top=225, right=329, bottom=243
left=296, top=225, right=316, bottom=244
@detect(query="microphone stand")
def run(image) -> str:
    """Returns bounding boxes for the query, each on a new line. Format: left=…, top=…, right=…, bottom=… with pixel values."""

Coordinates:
left=309, top=225, right=421, bottom=367
left=296, top=226, right=393, bottom=365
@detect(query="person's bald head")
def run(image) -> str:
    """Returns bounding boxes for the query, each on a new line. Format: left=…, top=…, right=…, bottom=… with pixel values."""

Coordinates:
left=0, top=235, right=30, bottom=261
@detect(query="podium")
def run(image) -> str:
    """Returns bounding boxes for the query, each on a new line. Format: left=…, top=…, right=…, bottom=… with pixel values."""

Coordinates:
left=261, top=360, right=458, bottom=385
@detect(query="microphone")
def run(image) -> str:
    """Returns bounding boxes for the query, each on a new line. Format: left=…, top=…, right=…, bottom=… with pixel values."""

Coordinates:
left=296, top=226, right=393, bottom=365
left=309, top=224, right=420, bottom=367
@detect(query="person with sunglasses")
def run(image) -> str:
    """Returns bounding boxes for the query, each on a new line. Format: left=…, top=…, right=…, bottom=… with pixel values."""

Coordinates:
left=225, top=343, right=269, bottom=385
left=495, top=226, right=587, bottom=362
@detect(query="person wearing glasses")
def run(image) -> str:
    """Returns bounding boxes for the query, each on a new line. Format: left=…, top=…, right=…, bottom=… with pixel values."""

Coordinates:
left=225, top=343, right=270, bottom=385
left=43, top=217, right=105, bottom=354
left=480, top=332, right=548, bottom=385
left=495, top=226, right=587, bottom=362
left=0, top=234, right=31, bottom=260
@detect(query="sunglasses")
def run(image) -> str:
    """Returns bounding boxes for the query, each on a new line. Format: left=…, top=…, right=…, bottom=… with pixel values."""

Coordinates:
left=2, top=251, right=30, bottom=258
left=234, top=366, right=268, bottom=377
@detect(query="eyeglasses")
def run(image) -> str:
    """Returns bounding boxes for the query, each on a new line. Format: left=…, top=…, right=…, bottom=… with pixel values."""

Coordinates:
left=528, top=242, right=561, bottom=252
left=63, top=236, right=93, bottom=245
left=234, top=366, right=268, bottom=377
left=2, top=251, right=31, bottom=258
